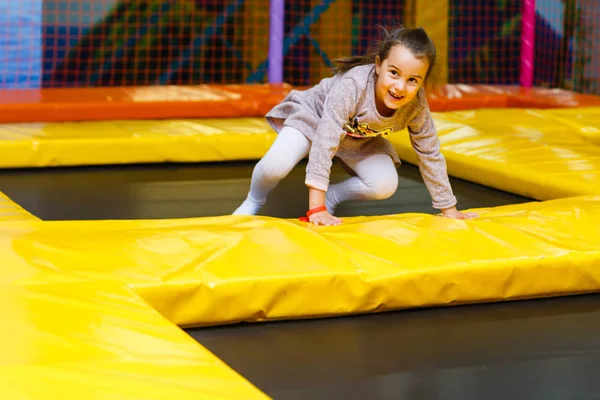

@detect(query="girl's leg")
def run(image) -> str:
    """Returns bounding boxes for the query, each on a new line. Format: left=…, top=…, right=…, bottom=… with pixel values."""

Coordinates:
left=325, top=154, right=398, bottom=214
left=233, top=126, right=310, bottom=215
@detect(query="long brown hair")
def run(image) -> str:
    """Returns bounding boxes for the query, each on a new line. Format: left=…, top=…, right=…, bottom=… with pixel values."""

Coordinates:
left=333, top=26, right=437, bottom=85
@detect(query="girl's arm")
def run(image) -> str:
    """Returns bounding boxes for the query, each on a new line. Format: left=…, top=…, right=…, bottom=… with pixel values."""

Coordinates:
left=408, top=98, right=477, bottom=219
left=304, top=77, right=360, bottom=192
left=309, top=187, right=327, bottom=209
left=304, top=78, right=361, bottom=225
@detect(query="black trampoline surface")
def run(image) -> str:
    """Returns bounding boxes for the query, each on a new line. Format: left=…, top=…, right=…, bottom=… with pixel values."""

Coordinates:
left=1, top=161, right=599, bottom=400
left=191, top=294, right=600, bottom=400
left=0, top=160, right=528, bottom=220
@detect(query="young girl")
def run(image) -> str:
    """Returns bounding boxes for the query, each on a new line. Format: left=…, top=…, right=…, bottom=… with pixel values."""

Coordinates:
left=233, top=26, right=478, bottom=225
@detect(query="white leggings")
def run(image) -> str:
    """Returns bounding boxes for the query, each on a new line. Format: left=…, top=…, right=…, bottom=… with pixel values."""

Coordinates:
left=233, top=126, right=399, bottom=215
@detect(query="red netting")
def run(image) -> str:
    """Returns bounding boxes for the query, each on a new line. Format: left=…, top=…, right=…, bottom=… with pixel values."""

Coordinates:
left=284, top=1, right=524, bottom=87
left=449, top=1, right=522, bottom=85
left=535, top=0, right=600, bottom=95
left=283, top=0, right=405, bottom=87
left=0, top=0, right=598, bottom=95
left=43, top=0, right=267, bottom=87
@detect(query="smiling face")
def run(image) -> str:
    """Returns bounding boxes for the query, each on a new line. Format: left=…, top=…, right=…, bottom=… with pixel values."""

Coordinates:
left=374, top=44, right=429, bottom=117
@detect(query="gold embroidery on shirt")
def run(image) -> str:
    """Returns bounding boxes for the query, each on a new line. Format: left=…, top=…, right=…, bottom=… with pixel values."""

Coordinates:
left=343, top=117, right=391, bottom=138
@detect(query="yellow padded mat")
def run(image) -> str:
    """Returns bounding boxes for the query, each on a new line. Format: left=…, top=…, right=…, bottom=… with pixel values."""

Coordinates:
left=545, top=107, right=600, bottom=144
left=0, top=280, right=268, bottom=399
left=390, top=107, right=600, bottom=201
left=0, top=118, right=275, bottom=167
left=0, top=191, right=39, bottom=221
left=4, top=106, right=600, bottom=398
left=1, top=196, right=600, bottom=327
left=1, top=108, right=600, bottom=203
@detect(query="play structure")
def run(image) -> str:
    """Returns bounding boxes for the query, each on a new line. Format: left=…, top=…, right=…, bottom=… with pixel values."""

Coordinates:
left=2, top=0, right=600, bottom=398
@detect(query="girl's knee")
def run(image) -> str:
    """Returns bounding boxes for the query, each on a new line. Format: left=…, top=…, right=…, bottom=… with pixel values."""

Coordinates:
left=369, top=174, right=398, bottom=200
left=357, top=155, right=398, bottom=200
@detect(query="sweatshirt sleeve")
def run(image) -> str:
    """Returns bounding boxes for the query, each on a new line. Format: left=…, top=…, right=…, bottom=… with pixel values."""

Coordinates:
left=407, top=100, right=457, bottom=210
left=305, top=78, right=360, bottom=191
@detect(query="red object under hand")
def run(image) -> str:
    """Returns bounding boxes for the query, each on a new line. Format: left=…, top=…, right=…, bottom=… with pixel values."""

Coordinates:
left=299, top=205, right=328, bottom=222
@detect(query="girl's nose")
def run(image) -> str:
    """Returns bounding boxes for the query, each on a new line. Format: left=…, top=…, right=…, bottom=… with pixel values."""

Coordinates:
left=395, top=79, right=406, bottom=92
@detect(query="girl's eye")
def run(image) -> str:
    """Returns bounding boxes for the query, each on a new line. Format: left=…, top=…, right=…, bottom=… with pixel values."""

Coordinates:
left=390, top=70, right=398, bottom=75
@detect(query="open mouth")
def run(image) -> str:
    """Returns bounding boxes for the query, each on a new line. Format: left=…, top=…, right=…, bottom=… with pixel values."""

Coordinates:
left=389, top=91, right=404, bottom=101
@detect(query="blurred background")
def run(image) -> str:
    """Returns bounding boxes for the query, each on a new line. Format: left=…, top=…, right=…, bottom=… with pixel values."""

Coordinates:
left=1, top=0, right=598, bottom=94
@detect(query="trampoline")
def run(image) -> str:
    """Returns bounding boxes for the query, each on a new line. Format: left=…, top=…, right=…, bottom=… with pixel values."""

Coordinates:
left=3, top=1, right=600, bottom=398
left=1, top=158, right=600, bottom=399
left=1, top=83, right=600, bottom=399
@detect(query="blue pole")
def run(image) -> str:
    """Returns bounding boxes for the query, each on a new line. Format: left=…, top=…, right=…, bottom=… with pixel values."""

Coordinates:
left=268, top=0, right=285, bottom=83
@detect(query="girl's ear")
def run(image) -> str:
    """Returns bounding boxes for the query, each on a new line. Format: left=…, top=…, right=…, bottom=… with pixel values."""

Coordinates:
left=375, top=55, right=381, bottom=75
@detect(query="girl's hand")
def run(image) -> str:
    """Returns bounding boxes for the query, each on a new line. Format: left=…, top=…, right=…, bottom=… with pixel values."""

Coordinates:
left=441, top=206, right=478, bottom=219
left=306, top=187, right=342, bottom=226
left=308, top=209, right=343, bottom=226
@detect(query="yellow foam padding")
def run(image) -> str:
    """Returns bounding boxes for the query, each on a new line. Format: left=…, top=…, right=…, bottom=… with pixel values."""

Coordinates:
left=2, top=195, right=600, bottom=327
left=0, top=191, right=39, bottom=221
left=0, top=118, right=276, bottom=167
left=389, top=107, right=600, bottom=201
left=1, top=108, right=600, bottom=203
left=544, top=107, right=600, bottom=144
left=0, top=280, right=268, bottom=399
